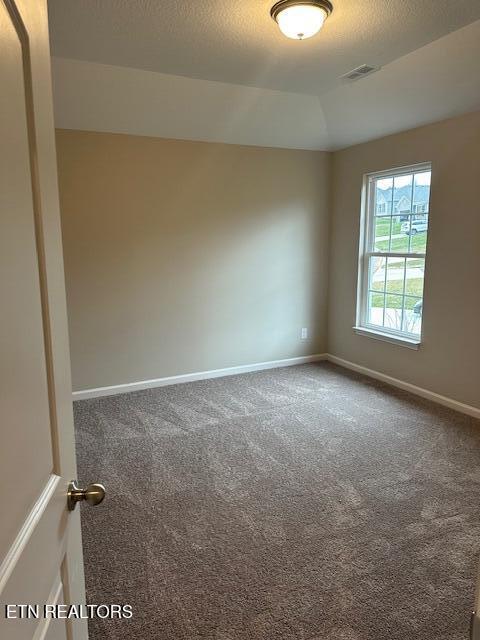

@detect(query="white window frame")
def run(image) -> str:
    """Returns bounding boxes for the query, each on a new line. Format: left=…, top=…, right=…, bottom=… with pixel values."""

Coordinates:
left=354, top=162, right=431, bottom=349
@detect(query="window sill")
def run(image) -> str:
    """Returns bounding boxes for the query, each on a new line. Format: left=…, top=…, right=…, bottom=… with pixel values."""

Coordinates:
left=353, top=326, right=421, bottom=350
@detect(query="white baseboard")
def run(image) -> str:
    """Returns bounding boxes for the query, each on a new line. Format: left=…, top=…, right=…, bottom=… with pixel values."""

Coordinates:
left=72, top=352, right=480, bottom=419
left=72, top=353, right=328, bottom=401
left=327, top=354, right=480, bottom=420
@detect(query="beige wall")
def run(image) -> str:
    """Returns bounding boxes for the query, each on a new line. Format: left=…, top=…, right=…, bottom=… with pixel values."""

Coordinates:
left=57, top=112, right=480, bottom=407
left=328, top=111, right=480, bottom=408
left=56, top=130, right=330, bottom=391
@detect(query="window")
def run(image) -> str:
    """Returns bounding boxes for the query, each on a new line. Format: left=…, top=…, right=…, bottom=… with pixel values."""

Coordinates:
left=355, top=163, right=432, bottom=346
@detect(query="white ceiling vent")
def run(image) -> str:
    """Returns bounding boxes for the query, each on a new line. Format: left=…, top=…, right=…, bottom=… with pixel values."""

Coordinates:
left=341, top=64, right=378, bottom=82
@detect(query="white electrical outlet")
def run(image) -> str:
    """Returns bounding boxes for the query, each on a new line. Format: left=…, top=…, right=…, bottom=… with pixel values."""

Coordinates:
left=301, top=328, right=308, bottom=340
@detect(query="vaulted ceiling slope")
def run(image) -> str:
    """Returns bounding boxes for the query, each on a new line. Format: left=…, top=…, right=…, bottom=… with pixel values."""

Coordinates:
left=49, top=1, right=480, bottom=150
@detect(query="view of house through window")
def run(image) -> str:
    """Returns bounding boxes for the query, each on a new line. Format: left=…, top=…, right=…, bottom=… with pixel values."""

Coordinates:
left=357, top=164, right=432, bottom=341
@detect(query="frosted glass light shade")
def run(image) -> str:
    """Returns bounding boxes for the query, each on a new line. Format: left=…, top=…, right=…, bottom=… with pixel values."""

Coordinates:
left=276, top=4, right=327, bottom=40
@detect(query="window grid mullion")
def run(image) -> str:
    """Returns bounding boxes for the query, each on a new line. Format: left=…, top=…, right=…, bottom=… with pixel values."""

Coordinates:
left=365, top=178, right=377, bottom=327
left=367, top=251, right=426, bottom=259
left=400, top=257, right=407, bottom=332
left=390, top=178, right=394, bottom=219
left=382, top=256, right=388, bottom=327
left=408, top=173, right=415, bottom=253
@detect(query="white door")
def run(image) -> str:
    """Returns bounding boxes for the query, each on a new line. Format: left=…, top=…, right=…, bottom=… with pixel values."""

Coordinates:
left=0, top=0, right=96, bottom=638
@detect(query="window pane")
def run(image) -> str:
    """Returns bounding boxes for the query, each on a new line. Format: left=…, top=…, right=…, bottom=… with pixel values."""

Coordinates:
left=413, top=171, right=431, bottom=214
left=369, top=256, right=386, bottom=292
left=402, top=297, right=422, bottom=336
left=367, top=291, right=385, bottom=328
left=374, top=217, right=392, bottom=251
left=393, top=174, right=413, bottom=216
left=407, top=213, right=428, bottom=253
left=405, top=258, right=425, bottom=297
left=386, top=257, right=405, bottom=294
left=390, top=217, right=409, bottom=253
left=404, top=296, right=422, bottom=311
left=384, top=295, right=403, bottom=331
left=375, top=177, right=393, bottom=216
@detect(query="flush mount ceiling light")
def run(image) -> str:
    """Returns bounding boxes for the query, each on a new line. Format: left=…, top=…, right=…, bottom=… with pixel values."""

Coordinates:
left=270, top=0, right=333, bottom=40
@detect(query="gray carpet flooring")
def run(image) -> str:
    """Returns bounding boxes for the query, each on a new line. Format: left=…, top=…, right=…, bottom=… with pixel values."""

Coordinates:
left=74, top=362, right=480, bottom=640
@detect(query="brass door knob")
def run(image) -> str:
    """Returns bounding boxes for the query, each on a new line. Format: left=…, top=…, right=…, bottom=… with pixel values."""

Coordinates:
left=67, top=480, right=106, bottom=511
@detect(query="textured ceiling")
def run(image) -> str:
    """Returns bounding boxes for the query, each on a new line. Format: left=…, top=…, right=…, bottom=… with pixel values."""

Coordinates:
left=47, top=0, right=480, bottom=95
left=51, top=19, right=480, bottom=151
